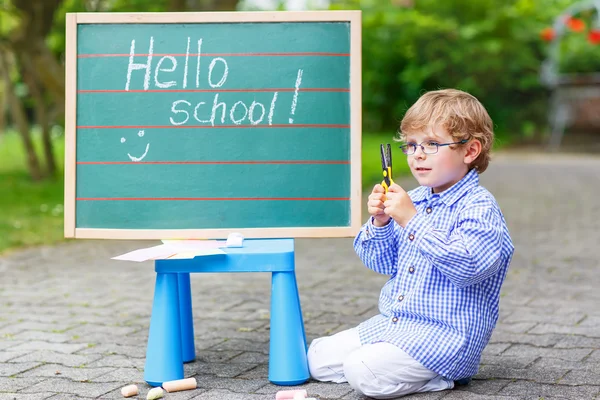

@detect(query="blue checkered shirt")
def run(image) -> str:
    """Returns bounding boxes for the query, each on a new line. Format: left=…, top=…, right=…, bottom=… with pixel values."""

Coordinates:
left=354, top=169, right=514, bottom=380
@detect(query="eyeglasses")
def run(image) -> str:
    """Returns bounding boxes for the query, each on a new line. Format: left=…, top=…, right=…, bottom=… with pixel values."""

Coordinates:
left=399, top=139, right=468, bottom=155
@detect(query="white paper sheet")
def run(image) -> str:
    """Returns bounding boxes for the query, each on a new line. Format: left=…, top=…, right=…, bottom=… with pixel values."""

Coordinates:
left=111, top=244, right=176, bottom=262
left=112, top=242, right=228, bottom=262
left=112, top=236, right=246, bottom=262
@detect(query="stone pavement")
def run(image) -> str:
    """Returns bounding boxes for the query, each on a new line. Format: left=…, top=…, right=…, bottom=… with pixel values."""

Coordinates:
left=1, top=152, right=600, bottom=399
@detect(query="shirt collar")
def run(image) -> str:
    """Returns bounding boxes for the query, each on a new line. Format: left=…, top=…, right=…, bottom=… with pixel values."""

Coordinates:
left=410, top=168, right=479, bottom=206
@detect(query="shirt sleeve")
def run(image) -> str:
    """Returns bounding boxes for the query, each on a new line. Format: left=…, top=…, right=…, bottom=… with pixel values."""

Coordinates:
left=353, top=217, right=400, bottom=275
left=403, top=197, right=505, bottom=288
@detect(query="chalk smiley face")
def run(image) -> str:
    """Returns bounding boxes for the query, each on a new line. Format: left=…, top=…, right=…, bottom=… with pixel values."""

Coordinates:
left=121, top=130, right=150, bottom=162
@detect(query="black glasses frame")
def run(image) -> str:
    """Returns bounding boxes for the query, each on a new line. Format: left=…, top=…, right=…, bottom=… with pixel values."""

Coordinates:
left=399, top=139, right=468, bottom=155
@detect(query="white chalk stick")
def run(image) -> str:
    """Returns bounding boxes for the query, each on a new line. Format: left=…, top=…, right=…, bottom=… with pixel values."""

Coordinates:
left=162, top=377, right=197, bottom=392
left=121, top=384, right=138, bottom=397
left=226, top=232, right=244, bottom=247
left=276, top=389, right=307, bottom=399
left=146, top=387, right=164, bottom=400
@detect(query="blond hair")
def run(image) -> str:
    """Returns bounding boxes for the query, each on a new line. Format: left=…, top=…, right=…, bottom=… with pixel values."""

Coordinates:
left=398, top=89, right=494, bottom=173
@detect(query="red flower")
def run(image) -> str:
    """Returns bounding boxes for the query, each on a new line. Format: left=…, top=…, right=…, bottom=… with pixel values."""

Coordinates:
left=540, top=27, right=555, bottom=42
left=565, top=16, right=586, bottom=32
left=589, top=29, right=600, bottom=44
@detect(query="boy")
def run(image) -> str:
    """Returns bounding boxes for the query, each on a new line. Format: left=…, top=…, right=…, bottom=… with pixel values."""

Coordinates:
left=307, top=89, right=514, bottom=398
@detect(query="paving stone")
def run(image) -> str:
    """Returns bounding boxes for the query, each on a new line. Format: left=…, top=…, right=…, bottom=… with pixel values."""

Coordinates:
left=502, top=308, right=586, bottom=325
left=530, top=357, right=600, bottom=372
left=11, top=331, right=72, bottom=344
left=189, top=389, right=265, bottom=400
left=19, top=378, right=122, bottom=398
left=501, top=344, right=593, bottom=361
left=90, top=367, right=144, bottom=383
left=529, top=323, right=600, bottom=337
left=489, top=331, right=563, bottom=347
left=498, top=380, right=600, bottom=399
left=206, top=339, right=268, bottom=354
left=0, top=351, right=30, bottom=362
left=196, top=376, right=267, bottom=392
left=235, top=364, right=268, bottom=380
left=587, top=350, right=600, bottom=362
left=18, top=363, right=115, bottom=382
left=0, top=394, right=56, bottom=400
left=228, top=352, right=269, bottom=364
left=0, top=340, right=23, bottom=352
left=190, top=362, right=258, bottom=378
left=475, top=364, right=568, bottom=384
left=8, top=341, right=88, bottom=355
left=0, top=362, right=42, bottom=377
left=75, top=343, right=146, bottom=358
left=481, top=343, right=512, bottom=356
left=196, top=350, right=245, bottom=363
left=69, top=332, right=145, bottom=347
left=66, top=324, right=139, bottom=338
left=553, top=335, right=600, bottom=348
left=0, top=377, right=46, bottom=392
left=305, top=322, right=345, bottom=336
left=442, top=391, right=518, bottom=400
left=85, top=355, right=145, bottom=369
left=494, top=321, right=538, bottom=334
left=480, top=354, right=538, bottom=369
left=558, top=367, right=600, bottom=386
left=9, top=350, right=102, bottom=367
left=0, top=322, right=78, bottom=336
left=456, top=378, right=511, bottom=395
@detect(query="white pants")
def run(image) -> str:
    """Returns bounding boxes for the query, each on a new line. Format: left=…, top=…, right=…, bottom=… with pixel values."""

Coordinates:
left=307, top=328, right=453, bottom=399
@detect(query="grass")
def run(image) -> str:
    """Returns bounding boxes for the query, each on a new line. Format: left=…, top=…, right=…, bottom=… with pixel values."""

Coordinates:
left=0, top=130, right=66, bottom=255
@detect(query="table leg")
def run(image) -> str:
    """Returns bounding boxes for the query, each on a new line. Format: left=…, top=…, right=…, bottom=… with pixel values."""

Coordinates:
left=268, top=271, right=309, bottom=386
left=144, top=272, right=184, bottom=386
left=178, top=273, right=196, bottom=362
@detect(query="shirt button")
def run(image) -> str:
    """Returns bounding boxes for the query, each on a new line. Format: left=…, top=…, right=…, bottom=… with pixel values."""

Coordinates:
left=392, top=317, right=399, bottom=323
left=409, top=266, right=415, bottom=274
left=398, top=294, right=404, bottom=301
left=408, top=234, right=415, bottom=241
left=426, top=207, right=432, bottom=214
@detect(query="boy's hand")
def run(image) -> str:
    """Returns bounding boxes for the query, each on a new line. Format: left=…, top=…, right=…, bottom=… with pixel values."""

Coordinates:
left=367, top=184, right=391, bottom=227
left=383, top=183, right=417, bottom=228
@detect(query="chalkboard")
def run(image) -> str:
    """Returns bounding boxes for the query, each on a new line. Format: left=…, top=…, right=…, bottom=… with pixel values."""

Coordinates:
left=64, top=11, right=362, bottom=240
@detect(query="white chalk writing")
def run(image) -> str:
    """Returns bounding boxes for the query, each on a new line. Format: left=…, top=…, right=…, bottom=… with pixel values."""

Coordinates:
left=124, top=37, right=303, bottom=127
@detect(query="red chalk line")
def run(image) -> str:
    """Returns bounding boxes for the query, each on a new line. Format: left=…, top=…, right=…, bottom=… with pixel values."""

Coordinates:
left=78, top=88, right=349, bottom=93
left=76, top=197, right=350, bottom=201
left=77, top=160, right=349, bottom=165
left=76, top=124, right=350, bottom=129
left=78, top=52, right=350, bottom=58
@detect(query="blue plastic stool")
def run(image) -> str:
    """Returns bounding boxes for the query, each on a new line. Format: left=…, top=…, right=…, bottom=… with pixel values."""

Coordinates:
left=143, top=239, right=309, bottom=387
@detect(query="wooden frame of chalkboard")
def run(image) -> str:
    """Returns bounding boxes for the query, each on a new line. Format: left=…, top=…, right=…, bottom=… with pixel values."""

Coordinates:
left=65, top=11, right=361, bottom=240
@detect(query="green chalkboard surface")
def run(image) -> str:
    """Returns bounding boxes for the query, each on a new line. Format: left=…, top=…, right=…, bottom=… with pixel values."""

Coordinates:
left=65, top=11, right=362, bottom=240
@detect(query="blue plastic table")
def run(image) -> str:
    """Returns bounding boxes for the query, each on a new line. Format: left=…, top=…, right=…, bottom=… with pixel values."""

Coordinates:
left=143, top=239, right=309, bottom=387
